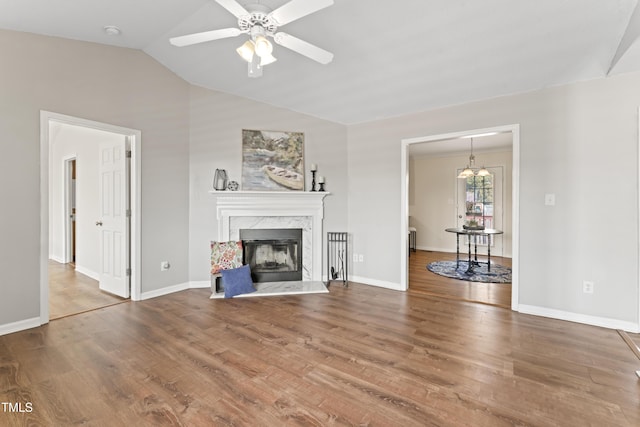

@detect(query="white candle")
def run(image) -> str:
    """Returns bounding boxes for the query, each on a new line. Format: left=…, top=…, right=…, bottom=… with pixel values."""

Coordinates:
left=318, top=176, right=325, bottom=184
left=310, top=163, right=317, bottom=172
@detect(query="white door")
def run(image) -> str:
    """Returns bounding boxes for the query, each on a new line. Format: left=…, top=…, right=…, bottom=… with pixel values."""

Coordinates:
left=456, top=166, right=504, bottom=255
left=98, top=138, right=130, bottom=297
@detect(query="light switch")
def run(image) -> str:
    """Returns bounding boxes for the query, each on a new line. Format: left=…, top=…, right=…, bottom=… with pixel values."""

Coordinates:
left=544, top=193, right=556, bottom=206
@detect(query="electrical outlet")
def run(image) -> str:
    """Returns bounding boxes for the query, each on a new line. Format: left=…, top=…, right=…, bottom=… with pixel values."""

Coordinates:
left=358, top=254, right=364, bottom=262
left=583, top=280, right=594, bottom=294
left=353, top=254, right=358, bottom=263
left=544, top=193, right=556, bottom=206
left=161, top=261, right=170, bottom=271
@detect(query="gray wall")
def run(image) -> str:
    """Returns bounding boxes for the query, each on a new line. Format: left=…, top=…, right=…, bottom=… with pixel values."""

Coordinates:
left=0, top=30, right=190, bottom=326
left=188, top=86, right=348, bottom=282
left=348, top=71, right=640, bottom=325
left=0, top=28, right=348, bottom=329
left=2, top=26, right=639, bottom=331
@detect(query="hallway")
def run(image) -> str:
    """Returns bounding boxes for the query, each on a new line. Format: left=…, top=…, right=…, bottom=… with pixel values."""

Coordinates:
left=49, top=260, right=127, bottom=320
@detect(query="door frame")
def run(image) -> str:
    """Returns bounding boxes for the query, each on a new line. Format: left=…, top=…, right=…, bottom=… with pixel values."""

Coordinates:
left=637, top=106, right=640, bottom=331
left=40, top=111, right=142, bottom=324
left=63, top=155, right=76, bottom=264
left=400, top=124, right=520, bottom=311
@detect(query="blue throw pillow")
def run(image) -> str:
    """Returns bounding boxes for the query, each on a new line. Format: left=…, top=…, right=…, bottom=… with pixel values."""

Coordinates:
left=221, top=265, right=256, bottom=298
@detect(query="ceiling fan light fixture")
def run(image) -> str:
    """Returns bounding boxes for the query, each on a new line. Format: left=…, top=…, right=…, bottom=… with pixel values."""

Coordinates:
left=172, top=0, right=335, bottom=78
left=254, top=35, right=273, bottom=57
left=260, top=52, right=277, bottom=66
left=248, top=55, right=263, bottom=78
left=236, top=40, right=255, bottom=62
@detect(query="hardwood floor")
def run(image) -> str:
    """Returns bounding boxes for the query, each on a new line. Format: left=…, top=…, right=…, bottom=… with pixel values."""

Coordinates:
left=409, top=250, right=512, bottom=308
left=1, top=283, right=639, bottom=425
left=49, top=260, right=127, bottom=320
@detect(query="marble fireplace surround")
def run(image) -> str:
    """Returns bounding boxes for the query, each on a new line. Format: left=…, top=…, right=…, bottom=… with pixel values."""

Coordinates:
left=212, top=191, right=329, bottom=282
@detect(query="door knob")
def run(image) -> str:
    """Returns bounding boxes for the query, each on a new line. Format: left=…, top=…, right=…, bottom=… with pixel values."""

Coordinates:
left=96, top=221, right=103, bottom=226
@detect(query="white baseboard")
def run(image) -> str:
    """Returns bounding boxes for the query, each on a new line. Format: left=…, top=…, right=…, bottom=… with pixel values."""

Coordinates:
left=75, top=265, right=99, bottom=281
left=139, top=281, right=213, bottom=300
left=349, top=275, right=405, bottom=291
left=417, top=246, right=455, bottom=253
left=0, top=317, right=41, bottom=336
left=417, top=246, right=513, bottom=258
left=49, top=255, right=65, bottom=263
left=140, top=282, right=190, bottom=300
left=189, top=281, right=211, bottom=289
left=47, top=258, right=99, bottom=281
left=518, top=304, right=640, bottom=333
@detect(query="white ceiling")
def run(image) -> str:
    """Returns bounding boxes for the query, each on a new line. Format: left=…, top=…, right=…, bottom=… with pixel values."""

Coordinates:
left=1, top=0, right=640, bottom=125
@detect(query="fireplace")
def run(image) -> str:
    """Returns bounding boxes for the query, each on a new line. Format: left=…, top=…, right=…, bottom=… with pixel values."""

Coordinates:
left=214, top=191, right=329, bottom=282
left=240, top=228, right=303, bottom=283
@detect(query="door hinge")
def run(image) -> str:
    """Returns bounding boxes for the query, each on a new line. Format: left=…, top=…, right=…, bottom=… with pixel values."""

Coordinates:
left=126, top=150, right=132, bottom=158
left=126, top=209, right=131, bottom=217
left=126, top=268, right=131, bottom=276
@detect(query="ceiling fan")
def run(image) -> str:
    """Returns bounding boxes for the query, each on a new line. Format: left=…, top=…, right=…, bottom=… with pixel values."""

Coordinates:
left=170, top=0, right=334, bottom=77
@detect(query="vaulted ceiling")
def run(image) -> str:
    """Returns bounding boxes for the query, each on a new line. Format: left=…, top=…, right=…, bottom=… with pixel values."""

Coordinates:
left=1, top=0, right=639, bottom=124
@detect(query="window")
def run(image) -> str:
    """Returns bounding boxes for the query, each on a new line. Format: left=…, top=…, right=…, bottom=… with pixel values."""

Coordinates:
left=464, top=174, right=494, bottom=245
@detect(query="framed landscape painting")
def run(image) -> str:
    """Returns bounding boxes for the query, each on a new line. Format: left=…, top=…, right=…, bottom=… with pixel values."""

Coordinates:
left=241, top=129, right=305, bottom=191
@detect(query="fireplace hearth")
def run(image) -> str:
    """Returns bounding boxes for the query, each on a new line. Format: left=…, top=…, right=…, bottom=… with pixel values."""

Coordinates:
left=240, top=228, right=303, bottom=283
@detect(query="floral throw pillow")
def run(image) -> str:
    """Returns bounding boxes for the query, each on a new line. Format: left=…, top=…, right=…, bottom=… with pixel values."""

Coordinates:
left=211, top=241, right=243, bottom=274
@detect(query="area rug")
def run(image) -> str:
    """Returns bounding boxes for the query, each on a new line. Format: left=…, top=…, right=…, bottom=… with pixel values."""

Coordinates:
left=210, top=280, right=329, bottom=299
left=427, top=261, right=511, bottom=284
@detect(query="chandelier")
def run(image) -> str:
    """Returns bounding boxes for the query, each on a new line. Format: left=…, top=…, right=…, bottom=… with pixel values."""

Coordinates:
left=457, top=138, right=490, bottom=178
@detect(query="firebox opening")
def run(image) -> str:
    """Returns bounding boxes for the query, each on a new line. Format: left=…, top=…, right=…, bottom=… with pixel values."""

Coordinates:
left=240, top=228, right=303, bottom=283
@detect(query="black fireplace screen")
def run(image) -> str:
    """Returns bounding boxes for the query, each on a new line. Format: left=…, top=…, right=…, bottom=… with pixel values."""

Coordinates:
left=240, top=228, right=303, bottom=282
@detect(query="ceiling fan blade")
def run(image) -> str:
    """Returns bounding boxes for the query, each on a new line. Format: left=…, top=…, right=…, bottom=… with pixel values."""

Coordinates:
left=215, top=0, right=249, bottom=18
left=274, top=32, right=333, bottom=64
left=170, top=28, right=243, bottom=47
left=269, top=0, right=334, bottom=26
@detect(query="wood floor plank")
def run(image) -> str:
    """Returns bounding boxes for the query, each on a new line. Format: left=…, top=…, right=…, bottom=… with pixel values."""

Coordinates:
left=410, top=250, right=512, bottom=307
left=2, top=279, right=639, bottom=425
left=48, top=260, right=128, bottom=320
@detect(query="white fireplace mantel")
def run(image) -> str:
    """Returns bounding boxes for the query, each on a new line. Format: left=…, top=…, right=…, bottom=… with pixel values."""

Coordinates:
left=211, top=191, right=330, bottom=281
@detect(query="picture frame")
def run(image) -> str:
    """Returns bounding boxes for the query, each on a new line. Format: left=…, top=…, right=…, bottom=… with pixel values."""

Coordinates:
left=241, top=129, right=305, bottom=191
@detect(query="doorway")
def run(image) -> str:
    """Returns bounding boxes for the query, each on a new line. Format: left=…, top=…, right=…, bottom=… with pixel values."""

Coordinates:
left=40, top=111, right=142, bottom=324
left=400, top=125, right=520, bottom=310
left=64, top=157, right=76, bottom=264
left=50, top=130, right=130, bottom=319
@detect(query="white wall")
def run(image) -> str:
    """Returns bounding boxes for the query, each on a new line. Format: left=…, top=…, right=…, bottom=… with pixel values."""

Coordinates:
left=49, top=123, right=125, bottom=279
left=348, top=71, right=640, bottom=328
left=188, top=86, right=349, bottom=283
left=2, top=27, right=638, bottom=333
left=409, top=150, right=513, bottom=256
left=0, top=29, right=190, bottom=328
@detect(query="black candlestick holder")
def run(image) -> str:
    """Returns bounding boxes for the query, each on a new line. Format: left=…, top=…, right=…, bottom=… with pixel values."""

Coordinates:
left=310, top=170, right=317, bottom=191
left=318, top=182, right=325, bottom=192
